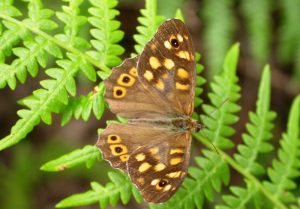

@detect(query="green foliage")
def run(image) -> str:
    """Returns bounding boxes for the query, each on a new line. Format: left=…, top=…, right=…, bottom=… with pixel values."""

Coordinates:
left=1, top=0, right=300, bottom=209
left=0, top=0, right=124, bottom=151
left=200, top=44, right=241, bottom=149
left=277, top=0, right=300, bottom=80
left=263, top=96, right=300, bottom=203
left=133, top=0, right=165, bottom=54
left=241, top=0, right=272, bottom=64
left=40, top=145, right=101, bottom=172
left=55, top=171, right=143, bottom=209
left=200, top=0, right=236, bottom=79
left=234, top=66, right=276, bottom=175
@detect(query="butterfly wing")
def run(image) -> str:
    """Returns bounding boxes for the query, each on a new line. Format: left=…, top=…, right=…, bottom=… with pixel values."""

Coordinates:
left=137, top=19, right=196, bottom=116
left=127, top=132, right=191, bottom=203
left=97, top=123, right=178, bottom=172
left=104, top=57, right=174, bottom=118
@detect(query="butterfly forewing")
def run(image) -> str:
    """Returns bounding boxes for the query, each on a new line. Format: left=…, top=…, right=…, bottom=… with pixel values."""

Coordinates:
left=137, top=19, right=196, bottom=116
left=104, top=57, right=172, bottom=119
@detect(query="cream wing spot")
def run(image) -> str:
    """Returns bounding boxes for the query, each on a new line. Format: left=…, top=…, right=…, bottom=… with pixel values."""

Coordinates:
left=176, top=82, right=190, bottom=90
left=137, top=177, right=145, bottom=185
left=177, top=68, right=189, bottom=79
left=170, top=157, right=183, bottom=165
left=176, top=51, right=191, bottom=60
left=155, top=79, right=165, bottom=90
left=149, top=56, right=161, bottom=69
left=138, top=162, right=152, bottom=173
left=135, top=153, right=146, bottom=161
left=154, top=163, right=166, bottom=172
left=129, top=67, right=137, bottom=77
left=170, top=148, right=184, bottom=155
left=177, top=34, right=183, bottom=42
left=163, top=184, right=172, bottom=192
left=151, top=179, right=160, bottom=186
left=164, top=41, right=171, bottom=49
left=149, top=147, right=159, bottom=155
left=166, top=171, right=182, bottom=178
left=164, top=58, right=175, bottom=70
left=143, top=70, right=154, bottom=81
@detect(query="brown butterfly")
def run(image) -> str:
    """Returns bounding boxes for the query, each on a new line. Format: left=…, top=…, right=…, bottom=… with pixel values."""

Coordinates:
left=97, top=19, right=201, bottom=203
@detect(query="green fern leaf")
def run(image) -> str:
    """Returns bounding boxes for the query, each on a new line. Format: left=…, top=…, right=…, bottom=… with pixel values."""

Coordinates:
left=199, top=43, right=241, bottom=149
left=263, top=96, right=300, bottom=203
left=88, top=0, right=124, bottom=68
left=40, top=145, right=101, bottom=171
left=0, top=0, right=22, bottom=17
left=216, top=181, right=266, bottom=209
left=240, top=0, right=272, bottom=63
left=234, top=65, right=276, bottom=175
left=200, top=0, right=236, bottom=78
left=133, top=0, right=165, bottom=54
left=56, top=171, right=142, bottom=209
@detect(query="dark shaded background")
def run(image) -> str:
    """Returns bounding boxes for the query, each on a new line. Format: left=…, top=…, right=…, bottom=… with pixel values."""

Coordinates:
left=0, top=0, right=299, bottom=208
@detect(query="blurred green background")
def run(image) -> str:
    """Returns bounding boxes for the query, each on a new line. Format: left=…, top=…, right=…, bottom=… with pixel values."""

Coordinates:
left=0, top=0, right=300, bottom=208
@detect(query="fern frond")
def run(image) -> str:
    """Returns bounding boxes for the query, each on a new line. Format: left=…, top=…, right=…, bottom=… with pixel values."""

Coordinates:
left=234, top=66, right=276, bottom=175
left=60, top=83, right=105, bottom=125
left=88, top=0, right=124, bottom=68
left=200, top=0, right=236, bottom=78
left=240, top=0, right=272, bottom=64
left=0, top=36, right=62, bottom=89
left=216, top=181, right=265, bottom=209
left=0, top=54, right=82, bottom=151
left=56, top=171, right=143, bottom=209
left=133, top=0, right=165, bottom=54
left=263, top=96, right=300, bottom=203
left=150, top=150, right=229, bottom=209
left=199, top=43, right=241, bottom=149
left=55, top=0, right=90, bottom=50
left=277, top=0, right=300, bottom=64
left=40, top=145, right=101, bottom=172
left=0, top=0, right=58, bottom=89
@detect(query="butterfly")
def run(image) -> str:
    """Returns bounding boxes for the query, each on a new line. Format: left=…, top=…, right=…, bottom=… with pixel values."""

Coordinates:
left=96, top=19, right=201, bottom=203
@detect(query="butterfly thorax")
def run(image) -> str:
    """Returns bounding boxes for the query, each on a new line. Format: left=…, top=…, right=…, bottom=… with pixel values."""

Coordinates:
left=129, top=117, right=199, bottom=132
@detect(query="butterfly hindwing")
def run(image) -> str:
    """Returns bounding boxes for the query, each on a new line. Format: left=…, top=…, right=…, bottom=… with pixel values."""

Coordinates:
left=127, top=133, right=191, bottom=203
left=97, top=123, right=177, bottom=172
left=137, top=19, right=196, bottom=116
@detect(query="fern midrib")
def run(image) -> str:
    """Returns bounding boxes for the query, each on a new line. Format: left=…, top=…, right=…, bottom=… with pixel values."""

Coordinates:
left=0, top=13, right=111, bottom=73
left=0, top=61, right=80, bottom=150
left=244, top=114, right=268, bottom=173
left=0, top=38, right=49, bottom=83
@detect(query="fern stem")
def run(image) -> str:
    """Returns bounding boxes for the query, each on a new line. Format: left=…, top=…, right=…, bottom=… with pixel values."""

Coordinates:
left=0, top=13, right=111, bottom=73
left=194, top=134, right=288, bottom=209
